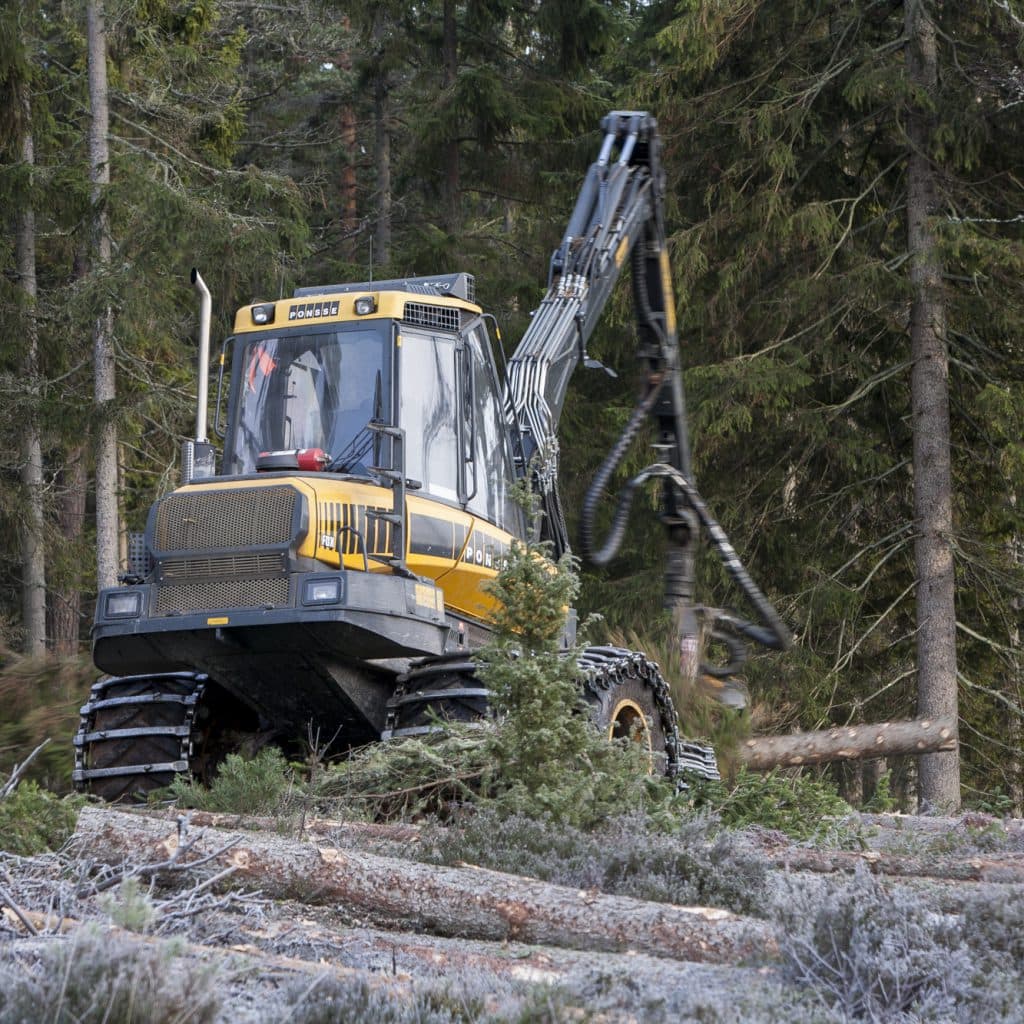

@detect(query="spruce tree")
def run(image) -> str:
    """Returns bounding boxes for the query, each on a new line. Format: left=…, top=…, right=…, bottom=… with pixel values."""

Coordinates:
left=620, top=0, right=1024, bottom=807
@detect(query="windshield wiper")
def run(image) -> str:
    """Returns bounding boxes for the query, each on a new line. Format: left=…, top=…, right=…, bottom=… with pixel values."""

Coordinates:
left=328, top=425, right=376, bottom=474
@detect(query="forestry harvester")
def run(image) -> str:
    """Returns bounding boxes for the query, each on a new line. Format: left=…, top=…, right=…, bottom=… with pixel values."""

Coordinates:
left=74, top=112, right=790, bottom=801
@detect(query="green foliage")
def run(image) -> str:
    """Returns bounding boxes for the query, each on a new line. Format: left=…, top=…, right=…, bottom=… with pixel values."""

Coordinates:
left=0, top=780, right=80, bottom=855
left=861, top=770, right=896, bottom=813
left=315, top=730, right=494, bottom=822
left=692, top=768, right=855, bottom=843
left=478, top=500, right=684, bottom=829
left=421, top=808, right=769, bottom=916
left=102, top=877, right=156, bottom=934
left=168, top=747, right=295, bottom=815
left=0, top=651, right=96, bottom=793
left=318, top=503, right=687, bottom=830
left=0, top=928, right=221, bottom=1024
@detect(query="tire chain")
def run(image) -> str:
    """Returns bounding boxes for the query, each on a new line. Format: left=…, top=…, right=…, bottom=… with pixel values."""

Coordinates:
left=384, top=646, right=719, bottom=782
left=73, top=672, right=207, bottom=793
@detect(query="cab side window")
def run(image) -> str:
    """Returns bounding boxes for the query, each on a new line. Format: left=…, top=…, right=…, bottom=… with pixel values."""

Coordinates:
left=400, top=330, right=459, bottom=502
left=465, top=325, right=518, bottom=530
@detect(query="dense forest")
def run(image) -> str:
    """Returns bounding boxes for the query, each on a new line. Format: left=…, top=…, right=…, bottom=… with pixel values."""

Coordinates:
left=1, top=0, right=1023, bottom=811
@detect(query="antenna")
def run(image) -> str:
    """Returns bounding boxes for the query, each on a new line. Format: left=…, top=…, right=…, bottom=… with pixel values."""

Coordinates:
left=369, top=237, right=373, bottom=284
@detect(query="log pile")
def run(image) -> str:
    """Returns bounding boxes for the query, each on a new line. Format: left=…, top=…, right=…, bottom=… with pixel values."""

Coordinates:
left=70, top=807, right=775, bottom=964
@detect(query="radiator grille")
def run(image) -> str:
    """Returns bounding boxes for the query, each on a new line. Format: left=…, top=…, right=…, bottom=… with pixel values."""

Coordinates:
left=154, top=486, right=299, bottom=552
left=160, top=553, right=287, bottom=580
left=155, top=576, right=290, bottom=615
left=403, top=302, right=461, bottom=332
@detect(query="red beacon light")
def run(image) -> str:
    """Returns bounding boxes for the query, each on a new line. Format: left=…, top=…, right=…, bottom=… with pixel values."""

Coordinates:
left=255, top=448, right=330, bottom=472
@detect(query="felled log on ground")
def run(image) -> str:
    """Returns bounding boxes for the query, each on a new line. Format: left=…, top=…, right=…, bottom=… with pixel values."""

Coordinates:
left=739, top=717, right=957, bottom=770
left=771, top=846, right=1024, bottom=885
left=72, top=807, right=774, bottom=965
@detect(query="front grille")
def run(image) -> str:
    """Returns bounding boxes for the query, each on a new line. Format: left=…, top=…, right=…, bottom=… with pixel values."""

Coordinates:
left=160, top=553, right=287, bottom=581
left=403, top=302, right=461, bottom=332
left=154, top=486, right=299, bottom=552
left=155, top=577, right=290, bottom=615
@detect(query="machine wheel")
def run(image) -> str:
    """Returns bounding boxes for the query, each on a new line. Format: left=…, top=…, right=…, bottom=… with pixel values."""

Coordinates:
left=383, top=654, right=489, bottom=739
left=589, top=675, right=667, bottom=764
left=577, top=645, right=720, bottom=781
left=382, top=645, right=719, bottom=781
left=579, top=647, right=676, bottom=775
left=73, top=673, right=205, bottom=802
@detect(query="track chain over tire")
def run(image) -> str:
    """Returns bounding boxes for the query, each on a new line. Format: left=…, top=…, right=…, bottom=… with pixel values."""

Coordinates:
left=73, top=672, right=207, bottom=802
left=383, top=645, right=720, bottom=782
left=382, top=652, right=489, bottom=739
left=578, top=645, right=719, bottom=781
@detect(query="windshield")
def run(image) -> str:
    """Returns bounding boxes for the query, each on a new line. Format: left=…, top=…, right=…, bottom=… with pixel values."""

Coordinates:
left=225, top=324, right=391, bottom=475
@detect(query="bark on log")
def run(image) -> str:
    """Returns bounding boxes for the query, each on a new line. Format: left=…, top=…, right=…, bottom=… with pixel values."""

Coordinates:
left=72, top=807, right=774, bottom=964
left=770, top=846, right=1024, bottom=885
left=740, top=717, right=957, bottom=770
left=130, top=807, right=421, bottom=845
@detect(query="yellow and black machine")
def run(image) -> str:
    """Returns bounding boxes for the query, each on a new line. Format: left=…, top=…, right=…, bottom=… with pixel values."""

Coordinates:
left=75, top=112, right=789, bottom=800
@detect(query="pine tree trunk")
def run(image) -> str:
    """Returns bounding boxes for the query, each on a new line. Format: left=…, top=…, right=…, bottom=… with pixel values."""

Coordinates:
left=372, top=22, right=391, bottom=267
left=739, top=717, right=956, bottom=770
left=88, top=0, right=119, bottom=591
left=1009, top=514, right=1023, bottom=815
left=441, top=0, right=459, bottom=232
left=339, top=103, right=357, bottom=258
left=16, top=86, right=47, bottom=657
left=49, top=447, right=87, bottom=657
left=905, top=0, right=959, bottom=813
left=337, top=16, right=357, bottom=262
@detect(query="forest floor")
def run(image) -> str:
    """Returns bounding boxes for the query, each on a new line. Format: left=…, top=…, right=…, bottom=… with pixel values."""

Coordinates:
left=2, top=805, right=1024, bottom=1022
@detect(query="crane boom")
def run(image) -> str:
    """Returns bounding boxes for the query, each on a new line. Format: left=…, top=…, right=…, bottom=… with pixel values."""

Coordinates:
left=506, top=111, right=685, bottom=491
left=505, top=110, right=790, bottom=680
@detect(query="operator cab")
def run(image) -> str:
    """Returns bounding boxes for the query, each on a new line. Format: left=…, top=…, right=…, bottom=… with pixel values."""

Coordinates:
left=219, top=273, right=523, bottom=534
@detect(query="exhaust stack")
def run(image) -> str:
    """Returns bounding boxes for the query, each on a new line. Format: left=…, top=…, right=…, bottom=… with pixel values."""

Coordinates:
left=183, top=269, right=216, bottom=483
left=192, top=268, right=211, bottom=443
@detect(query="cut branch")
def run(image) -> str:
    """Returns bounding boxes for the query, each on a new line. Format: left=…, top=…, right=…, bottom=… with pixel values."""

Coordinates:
left=739, top=717, right=956, bottom=770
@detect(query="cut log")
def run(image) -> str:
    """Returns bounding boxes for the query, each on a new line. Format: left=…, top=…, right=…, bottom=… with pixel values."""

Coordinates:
left=770, top=846, right=1024, bottom=885
left=72, top=807, right=774, bottom=965
left=127, top=807, right=421, bottom=845
left=739, top=717, right=957, bottom=770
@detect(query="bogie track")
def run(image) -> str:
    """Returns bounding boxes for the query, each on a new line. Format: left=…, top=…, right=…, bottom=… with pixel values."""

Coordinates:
left=383, top=645, right=720, bottom=781
left=73, top=672, right=264, bottom=802
left=73, top=673, right=206, bottom=802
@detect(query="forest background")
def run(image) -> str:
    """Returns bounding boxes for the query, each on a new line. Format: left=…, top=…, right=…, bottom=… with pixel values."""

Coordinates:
left=1, top=0, right=1023, bottom=813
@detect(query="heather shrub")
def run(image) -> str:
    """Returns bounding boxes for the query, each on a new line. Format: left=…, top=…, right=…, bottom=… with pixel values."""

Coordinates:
left=168, top=746, right=295, bottom=814
left=774, top=870, right=1024, bottom=1023
left=421, top=808, right=770, bottom=915
left=282, top=972, right=575, bottom=1023
left=0, top=780, right=80, bottom=855
left=961, top=887, right=1024, bottom=969
left=0, top=929, right=221, bottom=1024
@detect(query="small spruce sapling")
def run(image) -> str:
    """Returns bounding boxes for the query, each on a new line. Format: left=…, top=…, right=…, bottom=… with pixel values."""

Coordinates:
left=478, top=481, right=681, bottom=827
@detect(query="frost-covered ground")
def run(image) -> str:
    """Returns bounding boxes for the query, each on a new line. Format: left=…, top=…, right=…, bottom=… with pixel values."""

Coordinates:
left=2, top=809, right=1023, bottom=1023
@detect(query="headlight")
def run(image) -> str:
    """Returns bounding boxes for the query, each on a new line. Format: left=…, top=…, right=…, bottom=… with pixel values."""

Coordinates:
left=251, top=303, right=276, bottom=325
left=106, top=591, right=143, bottom=618
left=302, top=578, right=343, bottom=605
left=353, top=296, right=377, bottom=315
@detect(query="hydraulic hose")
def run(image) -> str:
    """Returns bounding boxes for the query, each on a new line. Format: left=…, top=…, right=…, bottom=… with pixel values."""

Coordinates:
left=580, top=375, right=666, bottom=565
